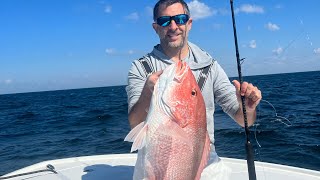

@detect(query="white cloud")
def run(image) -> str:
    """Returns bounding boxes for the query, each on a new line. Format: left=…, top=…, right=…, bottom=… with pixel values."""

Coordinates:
left=188, top=0, right=216, bottom=20
left=273, top=47, right=283, bottom=55
left=217, top=8, right=229, bottom=16
left=265, top=22, right=280, bottom=31
left=106, top=48, right=115, bottom=55
left=145, top=6, right=154, bottom=22
left=105, top=5, right=112, bottom=13
left=249, top=40, right=257, bottom=49
left=128, top=50, right=134, bottom=55
left=4, top=79, right=12, bottom=84
left=314, top=48, right=320, bottom=54
left=67, top=52, right=73, bottom=57
left=145, top=6, right=153, bottom=17
left=125, top=12, right=139, bottom=21
left=212, top=23, right=222, bottom=30
left=236, top=4, right=264, bottom=14
left=275, top=4, right=283, bottom=9
left=105, top=48, right=137, bottom=55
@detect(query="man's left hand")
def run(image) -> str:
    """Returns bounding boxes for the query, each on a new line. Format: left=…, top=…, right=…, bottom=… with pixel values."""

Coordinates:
left=232, top=80, right=262, bottom=111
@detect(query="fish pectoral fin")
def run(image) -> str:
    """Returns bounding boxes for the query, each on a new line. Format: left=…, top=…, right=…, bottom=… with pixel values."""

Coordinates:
left=196, top=133, right=211, bottom=180
left=158, top=120, right=191, bottom=148
left=128, top=123, right=149, bottom=152
left=124, top=121, right=145, bottom=142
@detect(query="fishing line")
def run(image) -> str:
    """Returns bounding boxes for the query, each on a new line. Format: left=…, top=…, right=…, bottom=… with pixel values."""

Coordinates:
left=261, top=99, right=292, bottom=126
left=277, top=17, right=314, bottom=58
left=253, top=99, right=293, bottom=146
left=298, top=18, right=314, bottom=47
left=278, top=29, right=305, bottom=57
left=252, top=99, right=293, bottom=158
left=178, top=16, right=189, bottom=63
left=250, top=99, right=293, bottom=180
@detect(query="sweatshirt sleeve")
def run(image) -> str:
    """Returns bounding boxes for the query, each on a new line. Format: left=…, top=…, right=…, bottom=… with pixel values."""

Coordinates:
left=125, top=61, right=147, bottom=114
left=212, top=61, right=239, bottom=119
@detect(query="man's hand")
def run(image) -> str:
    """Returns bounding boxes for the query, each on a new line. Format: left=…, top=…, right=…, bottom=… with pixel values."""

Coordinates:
left=145, top=70, right=163, bottom=92
left=232, top=80, right=262, bottom=127
left=232, top=80, right=262, bottom=111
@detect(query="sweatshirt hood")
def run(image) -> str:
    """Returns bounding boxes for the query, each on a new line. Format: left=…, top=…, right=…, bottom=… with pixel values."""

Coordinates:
left=151, top=41, right=213, bottom=70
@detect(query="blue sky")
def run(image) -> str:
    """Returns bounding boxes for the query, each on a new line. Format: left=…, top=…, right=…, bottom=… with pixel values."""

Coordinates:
left=1, top=0, right=319, bottom=94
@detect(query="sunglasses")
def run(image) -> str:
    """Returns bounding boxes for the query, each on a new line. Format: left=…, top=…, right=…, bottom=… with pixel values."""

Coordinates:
left=156, top=14, right=189, bottom=27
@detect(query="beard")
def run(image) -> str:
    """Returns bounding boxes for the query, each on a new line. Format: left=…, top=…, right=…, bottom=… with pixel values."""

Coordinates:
left=159, top=30, right=186, bottom=49
left=167, top=39, right=184, bottom=48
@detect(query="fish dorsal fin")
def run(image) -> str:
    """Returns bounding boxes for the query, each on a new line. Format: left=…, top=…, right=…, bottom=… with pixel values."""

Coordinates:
left=124, top=122, right=148, bottom=152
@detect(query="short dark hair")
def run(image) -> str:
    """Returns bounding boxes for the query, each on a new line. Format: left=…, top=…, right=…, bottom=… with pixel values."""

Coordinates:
left=153, top=0, right=190, bottom=21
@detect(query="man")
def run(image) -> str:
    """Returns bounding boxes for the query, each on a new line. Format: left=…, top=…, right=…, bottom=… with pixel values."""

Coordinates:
left=126, top=0, right=261, bottom=166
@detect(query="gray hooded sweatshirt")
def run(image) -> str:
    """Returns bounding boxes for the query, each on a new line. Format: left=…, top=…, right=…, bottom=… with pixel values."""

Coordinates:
left=126, top=41, right=239, bottom=162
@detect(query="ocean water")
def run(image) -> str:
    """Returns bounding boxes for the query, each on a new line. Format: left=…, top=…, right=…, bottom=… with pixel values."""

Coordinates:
left=0, top=71, right=319, bottom=175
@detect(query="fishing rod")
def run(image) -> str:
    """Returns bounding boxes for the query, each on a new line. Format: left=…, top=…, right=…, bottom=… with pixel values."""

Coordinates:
left=229, top=0, right=257, bottom=180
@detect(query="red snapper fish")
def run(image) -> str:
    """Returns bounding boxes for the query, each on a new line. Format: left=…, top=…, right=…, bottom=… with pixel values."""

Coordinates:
left=125, top=60, right=210, bottom=180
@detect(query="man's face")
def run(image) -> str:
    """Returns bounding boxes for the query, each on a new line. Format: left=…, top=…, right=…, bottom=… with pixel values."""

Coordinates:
left=153, top=3, right=192, bottom=49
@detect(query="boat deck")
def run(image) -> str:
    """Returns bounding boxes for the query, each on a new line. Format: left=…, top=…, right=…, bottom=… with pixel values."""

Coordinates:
left=1, top=153, right=319, bottom=180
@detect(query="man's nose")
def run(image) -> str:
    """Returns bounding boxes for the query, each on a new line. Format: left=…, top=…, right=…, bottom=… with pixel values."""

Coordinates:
left=168, top=19, right=178, bottom=29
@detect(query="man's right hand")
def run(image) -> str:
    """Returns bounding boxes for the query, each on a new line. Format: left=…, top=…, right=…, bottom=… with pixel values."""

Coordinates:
left=145, top=70, right=163, bottom=92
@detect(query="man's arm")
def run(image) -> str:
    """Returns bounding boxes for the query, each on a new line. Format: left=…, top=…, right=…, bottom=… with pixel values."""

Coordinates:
left=234, top=105, right=257, bottom=127
left=128, top=70, right=163, bottom=129
left=128, top=83, right=152, bottom=129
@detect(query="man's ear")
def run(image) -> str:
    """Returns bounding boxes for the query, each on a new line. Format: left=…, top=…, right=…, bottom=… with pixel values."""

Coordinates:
left=152, top=23, right=159, bottom=34
left=187, top=18, right=192, bottom=31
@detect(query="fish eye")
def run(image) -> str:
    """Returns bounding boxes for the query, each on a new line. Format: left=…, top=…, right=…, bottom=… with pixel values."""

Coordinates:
left=191, top=89, right=197, bottom=96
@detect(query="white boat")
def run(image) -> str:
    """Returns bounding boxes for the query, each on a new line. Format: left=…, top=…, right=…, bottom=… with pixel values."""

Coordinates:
left=1, top=153, right=319, bottom=180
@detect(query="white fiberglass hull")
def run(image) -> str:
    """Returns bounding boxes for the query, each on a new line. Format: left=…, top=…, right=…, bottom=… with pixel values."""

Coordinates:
left=1, top=153, right=319, bottom=180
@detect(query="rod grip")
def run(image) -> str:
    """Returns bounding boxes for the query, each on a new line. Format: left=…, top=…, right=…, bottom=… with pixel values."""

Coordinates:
left=246, top=141, right=257, bottom=180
